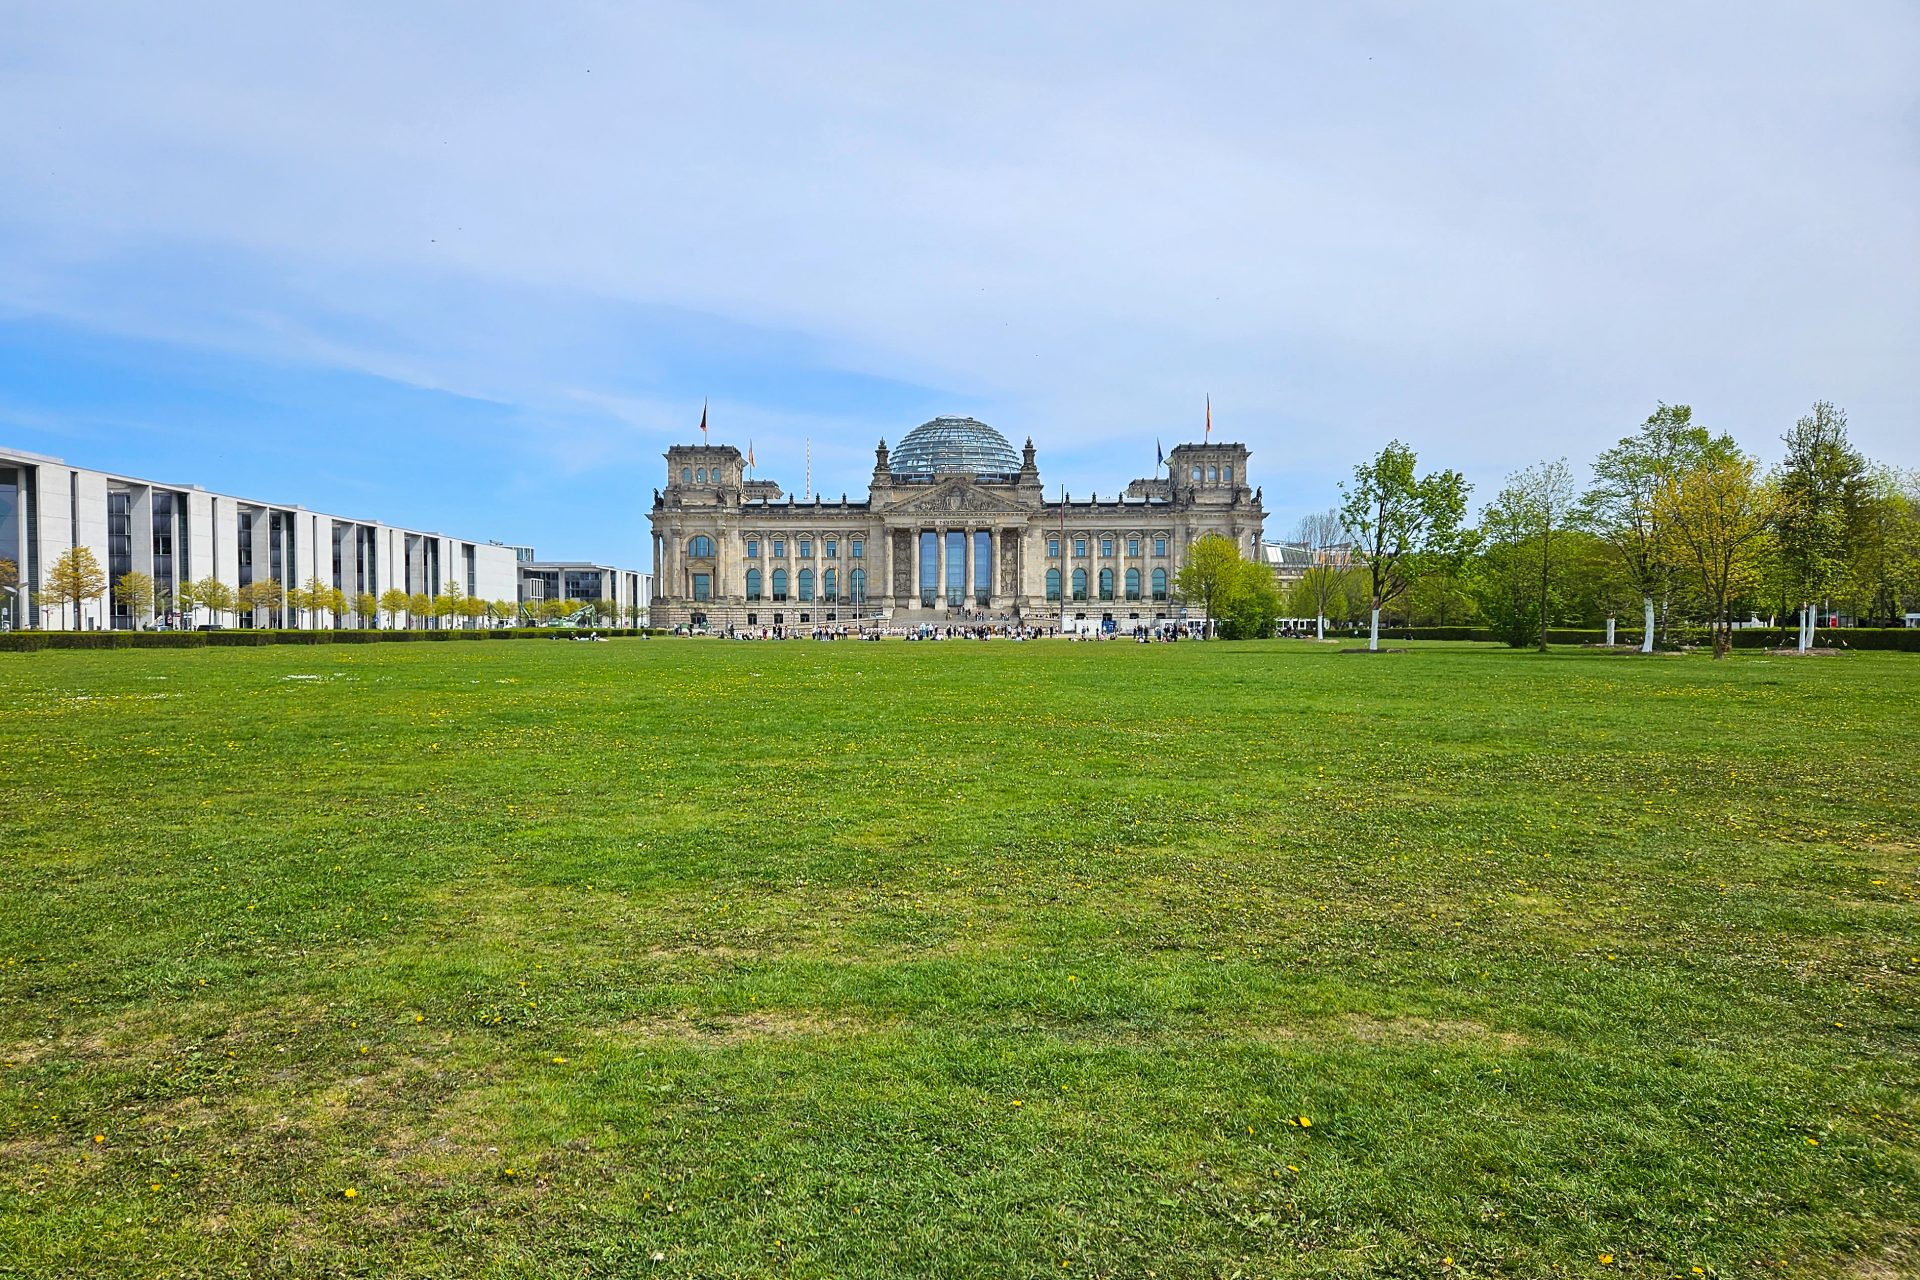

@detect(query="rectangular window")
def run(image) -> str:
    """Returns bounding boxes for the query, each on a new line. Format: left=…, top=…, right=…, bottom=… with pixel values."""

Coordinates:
left=1154, top=536, right=1167, bottom=556
left=692, top=573, right=711, bottom=601
left=746, top=539, right=760, bottom=558
left=1101, top=537, right=1113, bottom=557
left=1048, top=537, right=1060, bottom=558
left=824, top=538, right=837, bottom=558
left=851, top=540, right=864, bottom=559
left=1128, top=537, right=1140, bottom=557
left=798, top=539, right=813, bottom=558
left=772, top=539, right=786, bottom=557
left=1074, top=537, right=1086, bottom=557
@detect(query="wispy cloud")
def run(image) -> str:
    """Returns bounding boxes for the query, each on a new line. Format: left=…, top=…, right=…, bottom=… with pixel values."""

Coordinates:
left=1, top=1, right=1914, bottom=561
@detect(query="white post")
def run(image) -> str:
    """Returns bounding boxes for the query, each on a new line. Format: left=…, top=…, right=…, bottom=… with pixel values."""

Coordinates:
left=1369, top=607, right=1381, bottom=651
left=1641, top=596, right=1655, bottom=654
left=1605, top=614, right=1616, bottom=647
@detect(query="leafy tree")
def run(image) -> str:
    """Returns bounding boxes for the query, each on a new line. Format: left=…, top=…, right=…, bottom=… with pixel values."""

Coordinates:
left=190, top=576, right=236, bottom=627
left=378, top=587, right=410, bottom=628
left=1844, top=468, right=1920, bottom=623
left=433, top=581, right=464, bottom=628
left=1173, top=534, right=1243, bottom=638
left=592, top=598, right=619, bottom=625
left=1339, top=441, right=1470, bottom=650
left=0, top=557, right=15, bottom=591
left=249, top=577, right=285, bottom=628
left=1289, top=510, right=1351, bottom=639
left=458, top=593, right=487, bottom=627
left=354, top=592, right=379, bottom=627
left=408, top=592, right=433, bottom=628
left=1657, top=447, right=1777, bottom=658
left=44, top=546, right=109, bottom=630
left=284, top=585, right=311, bottom=627
left=1583, top=405, right=1724, bottom=652
left=1486, top=460, right=1577, bottom=651
left=1216, top=557, right=1283, bottom=639
left=114, top=569, right=156, bottom=630
left=1775, top=402, right=1867, bottom=649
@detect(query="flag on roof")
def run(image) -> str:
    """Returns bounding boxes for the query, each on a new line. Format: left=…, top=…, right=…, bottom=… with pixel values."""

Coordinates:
left=1205, top=395, right=1212, bottom=441
left=1155, top=439, right=1164, bottom=468
left=699, top=400, right=708, bottom=440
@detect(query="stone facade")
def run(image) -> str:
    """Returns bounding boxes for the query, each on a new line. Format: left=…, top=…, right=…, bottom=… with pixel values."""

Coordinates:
left=647, top=417, right=1264, bottom=630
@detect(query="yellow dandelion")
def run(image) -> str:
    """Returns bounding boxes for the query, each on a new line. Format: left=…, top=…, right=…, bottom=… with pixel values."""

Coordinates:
left=1443, top=1257, right=1453, bottom=1267
left=343, top=1187, right=358, bottom=1199
left=93, top=1134, right=104, bottom=1143
left=1598, top=1255, right=1612, bottom=1265
left=1806, top=1137, right=1818, bottom=1145
left=1298, top=1115, right=1312, bottom=1128
left=552, top=1056, right=568, bottom=1064
left=150, top=1182, right=162, bottom=1191
left=1011, top=1099, right=1024, bottom=1108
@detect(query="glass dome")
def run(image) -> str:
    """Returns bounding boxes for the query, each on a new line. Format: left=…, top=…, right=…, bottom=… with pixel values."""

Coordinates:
left=889, top=416, right=1021, bottom=479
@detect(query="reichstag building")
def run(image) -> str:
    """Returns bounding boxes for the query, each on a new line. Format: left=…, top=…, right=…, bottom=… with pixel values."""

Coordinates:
left=648, top=416, right=1264, bottom=629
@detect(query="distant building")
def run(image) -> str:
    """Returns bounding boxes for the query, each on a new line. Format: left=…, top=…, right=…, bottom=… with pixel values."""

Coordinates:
left=518, top=560, right=651, bottom=624
left=2, top=445, right=524, bottom=629
left=647, top=415, right=1264, bottom=630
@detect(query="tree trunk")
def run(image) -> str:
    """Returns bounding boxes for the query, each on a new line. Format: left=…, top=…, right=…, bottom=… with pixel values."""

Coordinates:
left=1641, top=596, right=1655, bottom=654
left=1368, top=605, right=1381, bottom=652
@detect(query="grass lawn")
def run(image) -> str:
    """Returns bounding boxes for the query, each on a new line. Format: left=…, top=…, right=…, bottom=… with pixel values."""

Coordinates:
left=0, top=638, right=1914, bottom=1278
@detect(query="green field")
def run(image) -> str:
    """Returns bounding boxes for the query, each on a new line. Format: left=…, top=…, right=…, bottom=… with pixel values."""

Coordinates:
left=1, top=640, right=1914, bottom=1278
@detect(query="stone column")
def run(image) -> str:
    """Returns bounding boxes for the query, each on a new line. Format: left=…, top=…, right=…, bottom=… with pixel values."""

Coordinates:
left=961, top=528, right=972, bottom=610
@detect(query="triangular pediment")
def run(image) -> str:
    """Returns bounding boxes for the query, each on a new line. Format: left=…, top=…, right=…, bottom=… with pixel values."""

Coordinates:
left=882, top=477, right=1033, bottom=517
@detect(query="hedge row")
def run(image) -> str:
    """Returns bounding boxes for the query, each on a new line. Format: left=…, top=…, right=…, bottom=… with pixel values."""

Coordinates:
left=1374, top=626, right=1920, bottom=651
left=0, top=628, right=666, bottom=652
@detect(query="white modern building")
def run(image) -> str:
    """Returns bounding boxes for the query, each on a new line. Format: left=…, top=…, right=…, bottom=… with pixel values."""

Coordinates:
left=1, top=445, right=528, bottom=630
left=518, top=560, right=652, bottom=624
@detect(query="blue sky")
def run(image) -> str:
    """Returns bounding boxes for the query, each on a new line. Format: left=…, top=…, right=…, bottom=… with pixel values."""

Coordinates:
left=3, top=2, right=1915, bottom=566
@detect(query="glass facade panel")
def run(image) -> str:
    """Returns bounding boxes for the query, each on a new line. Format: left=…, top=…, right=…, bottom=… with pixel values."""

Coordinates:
left=798, top=569, right=814, bottom=602
left=772, top=568, right=788, bottom=601
left=849, top=568, right=865, bottom=602
left=1098, top=568, right=1114, bottom=600
left=918, top=531, right=937, bottom=607
left=1126, top=568, right=1141, bottom=600
left=1071, top=568, right=1087, bottom=601
left=746, top=568, right=762, bottom=600
left=973, top=530, right=991, bottom=604
left=1045, top=568, right=1060, bottom=601
left=823, top=568, right=836, bottom=599
left=944, top=531, right=964, bottom=606
left=692, top=573, right=711, bottom=601
left=1152, top=568, right=1168, bottom=600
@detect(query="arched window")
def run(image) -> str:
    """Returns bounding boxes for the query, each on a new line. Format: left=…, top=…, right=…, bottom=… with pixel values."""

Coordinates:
left=746, top=569, right=762, bottom=600
left=1191, top=466, right=1201, bottom=482
left=680, top=467, right=692, bottom=484
left=1046, top=568, right=1061, bottom=601
left=772, top=568, right=789, bottom=601
left=1071, top=568, right=1088, bottom=601
left=1207, top=466, right=1218, bottom=483
left=1125, top=568, right=1142, bottom=600
left=1223, top=465, right=1233, bottom=483
left=1152, top=567, right=1168, bottom=600
left=823, top=568, right=837, bottom=600
left=849, top=568, right=866, bottom=602
left=1098, top=568, right=1115, bottom=600
left=798, top=568, right=815, bottom=602
left=695, top=467, right=706, bottom=483
left=689, top=535, right=715, bottom=558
